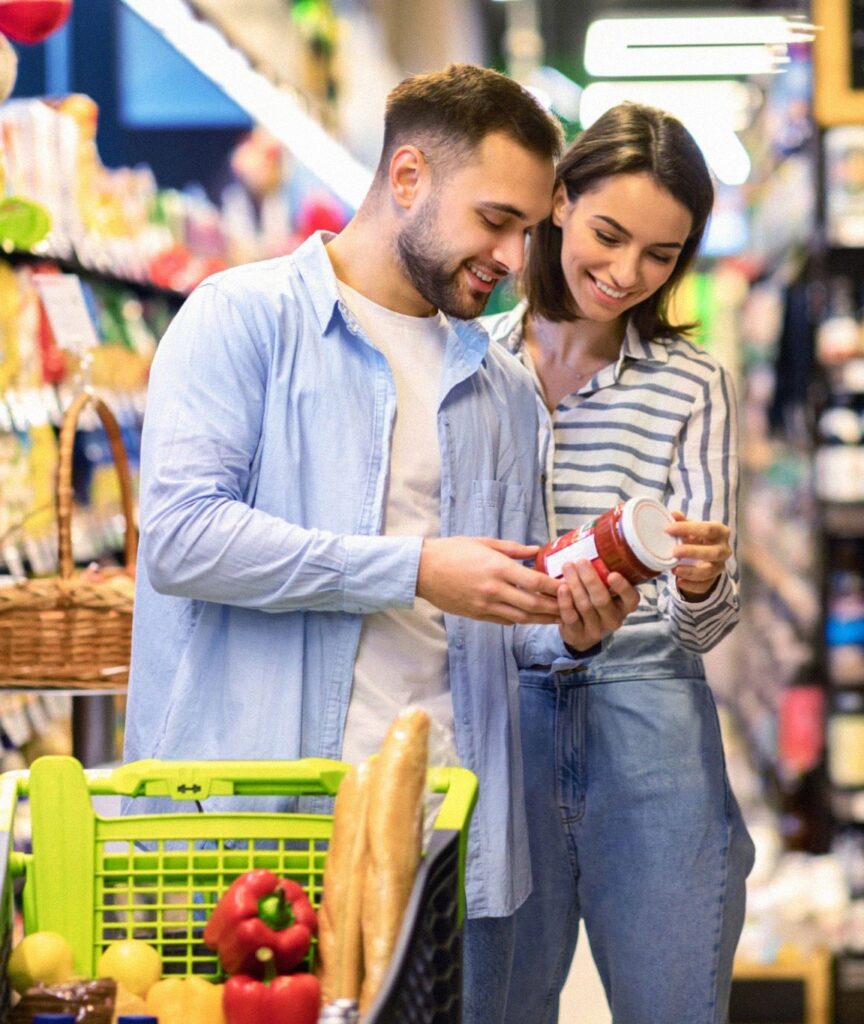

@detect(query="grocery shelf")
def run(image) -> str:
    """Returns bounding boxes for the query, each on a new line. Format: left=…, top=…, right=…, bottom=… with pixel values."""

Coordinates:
left=3, top=249, right=186, bottom=304
left=820, top=501, right=864, bottom=538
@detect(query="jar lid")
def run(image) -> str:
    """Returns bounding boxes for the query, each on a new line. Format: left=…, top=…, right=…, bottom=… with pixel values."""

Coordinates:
left=621, top=497, right=677, bottom=572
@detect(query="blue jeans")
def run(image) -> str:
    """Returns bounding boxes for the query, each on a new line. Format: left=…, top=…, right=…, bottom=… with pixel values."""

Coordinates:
left=464, top=915, right=516, bottom=1024
left=503, top=661, right=755, bottom=1024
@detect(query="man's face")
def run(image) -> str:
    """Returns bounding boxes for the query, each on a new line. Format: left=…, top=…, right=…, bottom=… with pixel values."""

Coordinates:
left=395, top=132, right=555, bottom=319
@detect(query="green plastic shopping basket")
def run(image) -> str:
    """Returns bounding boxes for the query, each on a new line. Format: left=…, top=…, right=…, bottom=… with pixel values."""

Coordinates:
left=0, top=755, right=478, bottom=1023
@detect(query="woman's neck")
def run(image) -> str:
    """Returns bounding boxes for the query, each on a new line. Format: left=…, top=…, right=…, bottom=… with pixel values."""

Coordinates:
left=528, top=313, right=625, bottom=365
left=524, top=313, right=625, bottom=410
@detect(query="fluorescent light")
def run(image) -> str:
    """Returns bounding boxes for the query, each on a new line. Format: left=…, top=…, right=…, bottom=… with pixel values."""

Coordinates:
left=580, top=81, right=755, bottom=186
left=119, top=0, right=372, bottom=209
left=585, top=15, right=816, bottom=78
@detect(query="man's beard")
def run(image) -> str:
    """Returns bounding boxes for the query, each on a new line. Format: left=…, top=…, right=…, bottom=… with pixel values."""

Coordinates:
left=395, top=199, right=491, bottom=320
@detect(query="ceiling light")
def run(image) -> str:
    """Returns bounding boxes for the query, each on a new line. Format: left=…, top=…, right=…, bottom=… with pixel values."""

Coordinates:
left=585, top=15, right=816, bottom=79
left=580, top=81, right=756, bottom=185
left=118, top=0, right=372, bottom=209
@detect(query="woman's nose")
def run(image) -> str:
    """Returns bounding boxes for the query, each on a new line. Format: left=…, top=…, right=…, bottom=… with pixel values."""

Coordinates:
left=609, top=249, right=640, bottom=288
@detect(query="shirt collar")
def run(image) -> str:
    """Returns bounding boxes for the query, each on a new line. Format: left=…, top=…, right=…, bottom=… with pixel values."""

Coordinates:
left=620, top=318, right=669, bottom=365
left=292, top=231, right=344, bottom=334
left=497, top=305, right=668, bottom=366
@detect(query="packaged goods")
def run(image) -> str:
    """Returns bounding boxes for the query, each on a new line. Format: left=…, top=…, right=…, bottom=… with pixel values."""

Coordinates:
left=360, top=709, right=430, bottom=1012
left=317, top=761, right=371, bottom=1004
left=10, top=978, right=116, bottom=1023
left=535, top=496, right=678, bottom=586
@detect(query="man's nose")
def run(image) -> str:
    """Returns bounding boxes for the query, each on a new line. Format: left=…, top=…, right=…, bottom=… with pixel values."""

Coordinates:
left=492, top=232, right=527, bottom=275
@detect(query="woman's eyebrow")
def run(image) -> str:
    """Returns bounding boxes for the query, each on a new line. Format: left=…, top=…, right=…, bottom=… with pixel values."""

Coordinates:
left=594, top=214, right=684, bottom=249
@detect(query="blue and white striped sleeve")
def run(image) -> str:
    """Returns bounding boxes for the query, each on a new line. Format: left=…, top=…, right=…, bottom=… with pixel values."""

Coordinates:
left=658, top=360, right=741, bottom=652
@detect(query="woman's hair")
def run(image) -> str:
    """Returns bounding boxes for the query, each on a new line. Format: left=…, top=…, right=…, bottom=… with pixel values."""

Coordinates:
left=523, top=102, right=714, bottom=339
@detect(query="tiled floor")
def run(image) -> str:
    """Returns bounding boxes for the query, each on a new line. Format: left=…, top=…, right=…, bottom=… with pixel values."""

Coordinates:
left=560, top=926, right=611, bottom=1023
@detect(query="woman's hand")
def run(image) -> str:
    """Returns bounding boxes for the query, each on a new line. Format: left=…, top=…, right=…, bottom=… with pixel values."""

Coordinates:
left=665, top=510, right=732, bottom=600
left=556, top=561, right=640, bottom=651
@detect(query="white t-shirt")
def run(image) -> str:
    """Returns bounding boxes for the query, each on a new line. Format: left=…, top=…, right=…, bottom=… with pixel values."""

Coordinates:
left=337, top=281, right=456, bottom=764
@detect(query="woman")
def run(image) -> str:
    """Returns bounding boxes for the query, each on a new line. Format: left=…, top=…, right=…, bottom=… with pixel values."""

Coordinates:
left=485, top=103, right=755, bottom=1024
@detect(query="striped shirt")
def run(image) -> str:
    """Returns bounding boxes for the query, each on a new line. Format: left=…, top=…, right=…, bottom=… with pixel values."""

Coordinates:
left=484, top=303, right=740, bottom=654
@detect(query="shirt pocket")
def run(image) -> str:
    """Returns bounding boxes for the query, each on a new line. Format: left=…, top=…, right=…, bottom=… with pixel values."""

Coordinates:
left=471, top=479, right=528, bottom=537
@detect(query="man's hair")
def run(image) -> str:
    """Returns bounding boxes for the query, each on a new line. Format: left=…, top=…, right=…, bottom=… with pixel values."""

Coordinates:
left=376, top=63, right=563, bottom=180
left=523, top=102, right=714, bottom=339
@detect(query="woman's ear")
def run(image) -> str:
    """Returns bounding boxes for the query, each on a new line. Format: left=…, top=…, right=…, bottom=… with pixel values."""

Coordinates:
left=389, top=145, right=426, bottom=210
left=551, top=182, right=568, bottom=228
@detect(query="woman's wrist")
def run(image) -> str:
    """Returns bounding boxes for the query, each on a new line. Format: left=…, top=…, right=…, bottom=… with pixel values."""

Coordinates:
left=676, top=576, right=721, bottom=603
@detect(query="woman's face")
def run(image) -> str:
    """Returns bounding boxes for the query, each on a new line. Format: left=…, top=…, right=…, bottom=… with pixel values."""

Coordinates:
left=553, top=172, right=693, bottom=326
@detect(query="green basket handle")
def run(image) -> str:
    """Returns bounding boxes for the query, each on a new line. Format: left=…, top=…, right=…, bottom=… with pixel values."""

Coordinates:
left=7, top=758, right=478, bottom=828
left=12, top=757, right=349, bottom=801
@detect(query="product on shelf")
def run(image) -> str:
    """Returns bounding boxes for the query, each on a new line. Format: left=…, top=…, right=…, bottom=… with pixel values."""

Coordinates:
left=815, top=359, right=864, bottom=503
left=828, top=689, right=864, bottom=790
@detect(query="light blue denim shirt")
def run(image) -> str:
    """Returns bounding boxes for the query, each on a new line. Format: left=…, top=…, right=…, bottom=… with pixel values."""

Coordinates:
left=124, top=232, right=579, bottom=918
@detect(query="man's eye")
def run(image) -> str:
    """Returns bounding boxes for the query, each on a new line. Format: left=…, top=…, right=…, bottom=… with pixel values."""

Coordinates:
left=481, top=215, right=505, bottom=230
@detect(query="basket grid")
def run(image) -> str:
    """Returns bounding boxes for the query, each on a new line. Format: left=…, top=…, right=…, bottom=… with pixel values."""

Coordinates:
left=92, top=835, right=329, bottom=978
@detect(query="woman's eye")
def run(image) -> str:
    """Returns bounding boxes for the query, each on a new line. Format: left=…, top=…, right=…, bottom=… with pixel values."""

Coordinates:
left=595, top=230, right=618, bottom=245
left=649, top=252, right=674, bottom=265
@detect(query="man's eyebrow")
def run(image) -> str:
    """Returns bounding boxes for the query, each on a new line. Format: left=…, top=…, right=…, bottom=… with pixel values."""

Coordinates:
left=479, top=200, right=529, bottom=221
left=594, top=214, right=684, bottom=249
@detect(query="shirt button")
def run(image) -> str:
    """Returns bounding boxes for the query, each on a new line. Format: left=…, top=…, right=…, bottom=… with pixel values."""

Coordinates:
left=454, top=636, right=464, bottom=649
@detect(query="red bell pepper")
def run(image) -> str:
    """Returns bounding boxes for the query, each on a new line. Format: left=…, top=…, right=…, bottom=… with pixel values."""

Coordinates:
left=204, top=868, right=317, bottom=977
left=223, top=970, right=321, bottom=1024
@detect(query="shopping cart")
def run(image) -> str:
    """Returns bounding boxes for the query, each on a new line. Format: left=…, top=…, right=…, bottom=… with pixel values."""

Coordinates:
left=0, top=755, right=478, bottom=1023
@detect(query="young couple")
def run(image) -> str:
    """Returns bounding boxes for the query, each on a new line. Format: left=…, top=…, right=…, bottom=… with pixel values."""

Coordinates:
left=126, top=63, right=753, bottom=1024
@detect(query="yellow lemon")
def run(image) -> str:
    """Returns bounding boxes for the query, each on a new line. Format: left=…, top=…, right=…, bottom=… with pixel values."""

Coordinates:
left=96, top=939, right=162, bottom=998
left=7, top=931, right=75, bottom=994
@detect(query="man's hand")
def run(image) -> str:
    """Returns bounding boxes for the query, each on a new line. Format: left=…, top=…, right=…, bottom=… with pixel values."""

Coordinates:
left=417, top=536, right=563, bottom=625
left=556, top=560, right=640, bottom=651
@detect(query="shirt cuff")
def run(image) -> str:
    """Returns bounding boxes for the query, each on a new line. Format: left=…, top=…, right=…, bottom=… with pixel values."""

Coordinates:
left=340, top=534, right=423, bottom=614
left=514, top=625, right=605, bottom=670
left=671, top=571, right=732, bottom=612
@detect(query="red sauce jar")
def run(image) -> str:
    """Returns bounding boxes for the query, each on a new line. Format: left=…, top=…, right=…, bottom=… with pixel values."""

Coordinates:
left=535, top=497, right=678, bottom=586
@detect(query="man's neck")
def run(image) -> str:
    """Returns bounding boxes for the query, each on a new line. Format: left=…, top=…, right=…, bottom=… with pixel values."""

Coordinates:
left=325, top=215, right=437, bottom=318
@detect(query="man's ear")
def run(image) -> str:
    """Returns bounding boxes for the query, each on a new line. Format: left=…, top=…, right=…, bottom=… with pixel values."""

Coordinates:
left=389, top=145, right=427, bottom=210
left=551, top=182, right=568, bottom=228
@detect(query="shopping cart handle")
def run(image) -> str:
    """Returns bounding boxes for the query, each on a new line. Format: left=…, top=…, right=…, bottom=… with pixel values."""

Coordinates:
left=8, top=757, right=351, bottom=800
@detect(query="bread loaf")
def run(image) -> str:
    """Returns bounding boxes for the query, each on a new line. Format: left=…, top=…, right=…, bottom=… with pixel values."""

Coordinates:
left=359, top=707, right=429, bottom=1012
left=317, top=759, right=371, bottom=1004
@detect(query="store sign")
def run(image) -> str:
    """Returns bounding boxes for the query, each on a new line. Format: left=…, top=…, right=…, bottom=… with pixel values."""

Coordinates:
left=813, top=0, right=864, bottom=126
left=33, top=273, right=100, bottom=356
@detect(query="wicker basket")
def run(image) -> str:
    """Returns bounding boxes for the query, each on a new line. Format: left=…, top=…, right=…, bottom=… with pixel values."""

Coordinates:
left=0, top=391, right=138, bottom=689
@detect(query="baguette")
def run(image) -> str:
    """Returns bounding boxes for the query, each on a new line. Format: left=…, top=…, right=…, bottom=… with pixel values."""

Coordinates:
left=318, top=759, right=372, bottom=1004
left=359, top=708, right=430, bottom=1012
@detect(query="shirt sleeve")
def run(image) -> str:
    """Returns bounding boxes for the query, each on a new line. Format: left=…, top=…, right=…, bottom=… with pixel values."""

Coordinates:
left=657, top=360, right=741, bottom=652
left=139, top=282, right=421, bottom=614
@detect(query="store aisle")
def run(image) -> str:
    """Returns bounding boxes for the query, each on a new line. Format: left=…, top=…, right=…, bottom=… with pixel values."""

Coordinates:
left=559, top=925, right=612, bottom=1023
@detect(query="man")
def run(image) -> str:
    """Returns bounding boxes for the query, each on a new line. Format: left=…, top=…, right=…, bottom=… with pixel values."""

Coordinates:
left=125, top=64, right=639, bottom=1018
